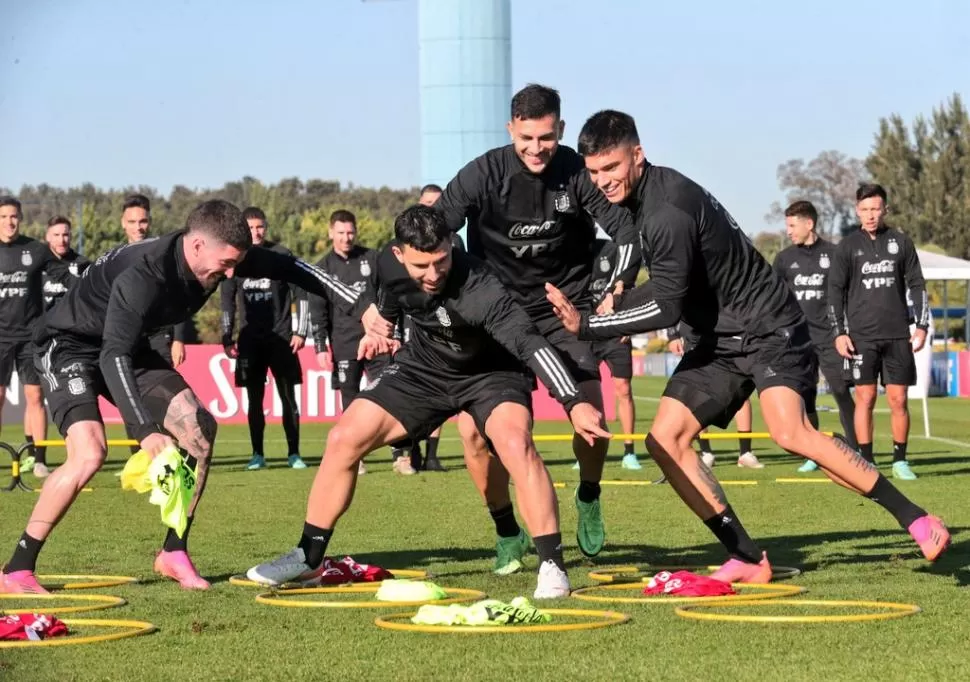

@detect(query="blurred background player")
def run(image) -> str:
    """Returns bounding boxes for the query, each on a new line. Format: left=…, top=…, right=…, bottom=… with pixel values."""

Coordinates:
left=221, top=207, right=308, bottom=470
left=42, top=215, right=90, bottom=310
left=830, top=184, right=928, bottom=480
left=774, top=200, right=858, bottom=473
left=0, top=197, right=66, bottom=479
left=309, top=210, right=399, bottom=475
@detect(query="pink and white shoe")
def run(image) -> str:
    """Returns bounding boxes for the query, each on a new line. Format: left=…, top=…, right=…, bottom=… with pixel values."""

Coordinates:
left=908, top=515, right=950, bottom=562
left=154, top=550, right=211, bottom=590
left=710, top=552, right=773, bottom=584
left=0, top=569, right=50, bottom=594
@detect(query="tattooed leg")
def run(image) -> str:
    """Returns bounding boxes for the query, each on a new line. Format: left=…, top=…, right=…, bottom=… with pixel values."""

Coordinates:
left=163, top=389, right=218, bottom=517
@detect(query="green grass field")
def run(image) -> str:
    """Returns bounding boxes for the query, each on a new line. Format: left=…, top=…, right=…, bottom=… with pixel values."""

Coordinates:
left=2, top=376, right=969, bottom=681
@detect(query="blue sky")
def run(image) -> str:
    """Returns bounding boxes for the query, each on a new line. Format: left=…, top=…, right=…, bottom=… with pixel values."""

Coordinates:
left=1, top=0, right=967, bottom=234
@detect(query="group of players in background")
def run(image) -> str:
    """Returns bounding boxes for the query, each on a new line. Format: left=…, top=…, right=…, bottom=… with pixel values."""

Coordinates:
left=0, top=83, right=948, bottom=598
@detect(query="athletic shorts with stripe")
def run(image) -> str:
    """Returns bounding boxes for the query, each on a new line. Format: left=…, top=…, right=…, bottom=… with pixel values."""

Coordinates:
left=35, top=336, right=190, bottom=437
left=532, top=312, right=603, bottom=407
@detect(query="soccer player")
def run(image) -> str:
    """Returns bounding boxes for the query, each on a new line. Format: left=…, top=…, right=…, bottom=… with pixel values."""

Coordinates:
left=433, top=84, right=641, bottom=558
left=0, top=198, right=67, bottom=480
left=42, top=215, right=90, bottom=310
left=774, top=200, right=858, bottom=473
left=586, top=238, right=641, bottom=470
left=221, top=207, right=308, bottom=471
left=545, top=111, right=949, bottom=580
left=829, top=185, right=927, bottom=480
left=309, top=210, right=402, bottom=475
left=247, top=205, right=610, bottom=598
left=0, top=200, right=384, bottom=593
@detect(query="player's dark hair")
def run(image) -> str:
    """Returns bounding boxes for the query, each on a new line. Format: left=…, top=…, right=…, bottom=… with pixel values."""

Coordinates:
left=511, top=83, right=561, bottom=121
left=0, top=196, right=22, bottom=216
left=242, top=206, right=266, bottom=223
left=419, top=184, right=443, bottom=195
left=395, top=205, right=451, bottom=252
left=47, top=215, right=72, bottom=230
left=186, top=199, right=252, bottom=250
left=329, top=209, right=356, bottom=227
left=578, top=110, right=640, bottom=157
left=122, top=193, right=151, bottom=213
left=784, top=201, right=818, bottom=226
left=856, top=183, right=888, bottom=204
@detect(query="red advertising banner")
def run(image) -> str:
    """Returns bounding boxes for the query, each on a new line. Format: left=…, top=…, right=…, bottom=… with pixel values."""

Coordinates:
left=96, top=345, right=617, bottom=424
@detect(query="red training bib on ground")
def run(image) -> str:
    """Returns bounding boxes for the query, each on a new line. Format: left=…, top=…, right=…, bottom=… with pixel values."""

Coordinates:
left=317, top=556, right=393, bottom=584
left=0, top=614, right=69, bottom=641
left=642, top=571, right=737, bottom=597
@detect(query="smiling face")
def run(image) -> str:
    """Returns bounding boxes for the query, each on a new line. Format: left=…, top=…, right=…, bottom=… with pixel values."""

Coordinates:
left=392, top=239, right=452, bottom=295
left=183, top=233, right=246, bottom=288
left=583, top=142, right=645, bottom=204
left=0, top=203, right=21, bottom=243
left=507, top=114, right=564, bottom=175
left=122, top=206, right=150, bottom=243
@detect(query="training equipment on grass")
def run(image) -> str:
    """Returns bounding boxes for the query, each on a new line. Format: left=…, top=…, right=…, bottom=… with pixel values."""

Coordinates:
left=254, top=584, right=486, bottom=609
left=228, top=568, right=429, bottom=588
left=587, top=565, right=802, bottom=583
left=120, top=448, right=196, bottom=538
left=0, top=593, right=127, bottom=615
left=674, top=599, right=922, bottom=623
left=775, top=478, right=834, bottom=484
left=0, top=618, right=157, bottom=648
left=410, top=596, right=550, bottom=626
left=37, top=575, right=139, bottom=590
left=533, top=431, right=832, bottom=442
left=571, top=581, right=805, bottom=605
left=374, top=608, right=630, bottom=634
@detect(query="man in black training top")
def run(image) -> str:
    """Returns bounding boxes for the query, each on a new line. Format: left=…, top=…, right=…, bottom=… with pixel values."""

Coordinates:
left=0, top=199, right=387, bottom=594
left=309, top=209, right=405, bottom=475
left=829, top=184, right=927, bottom=480
left=222, top=207, right=309, bottom=471
left=247, top=205, right=610, bottom=598
left=0, top=197, right=68, bottom=481
left=545, top=110, right=949, bottom=582
left=42, top=215, right=90, bottom=311
left=430, top=84, right=642, bottom=559
left=773, top=200, right=858, bottom=474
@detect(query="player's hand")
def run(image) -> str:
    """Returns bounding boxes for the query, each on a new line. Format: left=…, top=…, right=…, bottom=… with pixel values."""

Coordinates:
left=620, top=336, right=630, bottom=345
left=357, top=333, right=395, bottom=360
left=594, top=281, right=624, bottom=316
left=140, top=432, right=176, bottom=458
left=835, top=334, right=855, bottom=359
left=545, top=283, right=581, bottom=335
left=223, top=343, right=238, bottom=359
left=362, top=304, right=395, bottom=338
left=316, top=350, right=333, bottom=371
left=290, top=335, right=306, bottom=353
left=668, top=337, right=685, bottom=356
left=568, top=403, right=612, bottom=446
left=911, top=328, right=927, bottom=353
left=171, top=340, right=186, bottom=367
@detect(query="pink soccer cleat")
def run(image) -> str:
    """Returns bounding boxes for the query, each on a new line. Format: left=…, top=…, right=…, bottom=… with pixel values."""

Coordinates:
left=908, top=515, right=950, bottom=562
left=154, top=550, right=211, bottom=590
left=0, top=569, right=50, bottom=594
left=710, top=552, right=773, bottom=584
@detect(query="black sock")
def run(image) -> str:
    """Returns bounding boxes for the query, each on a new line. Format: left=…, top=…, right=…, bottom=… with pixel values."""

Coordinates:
left=859, top=442, right=874, bottom=463
left=832, top=389, right=858, bottom=450
left=892, top=441, right=908, bottom=464
left=162, top=516, right=195, bottom=552
left=577, top=480, right=601, bottom=503
left=279, top=382, right=300, bottom=455
left=35, top=444, right=47, bottom=465
left=5, top=532, right=46, bottom=573
left=623, top=441, right=635, bottom=456
left=697, top=436, right=713, bottom=455
left=391, top=447, right=404, bottom=460
left=297, top=523, right=333, bottom=569
left=703, top=505, right=763, bottom=564
left=489, top=504, right=521, bottom=538
left=24, top=435, right=35, bottom=459
left=533, top=533, right=566, bottom=572
left=425, top=437, right=440, bottom=461
left=865, top=475, right=926, bottom=528
left=738, top=431, right=751, bottom=455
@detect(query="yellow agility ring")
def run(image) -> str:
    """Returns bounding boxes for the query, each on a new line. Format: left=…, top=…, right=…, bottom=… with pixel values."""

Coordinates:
left=0, top=593, right=127, bottom=615
left=374, top=608, right=630, bottom=634
left=255, top=584, right=487, bottom=609
left=229, top=568, right=429, bottom=589
left=571, top=581, right=805, bottom=605
left=38, top=574, right=139, bottom=590
left=0, top=618, right=156, bottom=648
left=675, top=599, right=922, bottom=623
left=587, top=565, right=802, bottom=583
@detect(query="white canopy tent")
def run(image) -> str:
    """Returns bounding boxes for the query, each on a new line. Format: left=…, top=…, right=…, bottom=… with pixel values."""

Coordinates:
left=916, top=249, right=970, bottom=281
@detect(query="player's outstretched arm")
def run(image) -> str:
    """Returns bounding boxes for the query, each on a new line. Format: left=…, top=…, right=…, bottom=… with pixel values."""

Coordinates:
left=435, top=155, right=490, bottom=234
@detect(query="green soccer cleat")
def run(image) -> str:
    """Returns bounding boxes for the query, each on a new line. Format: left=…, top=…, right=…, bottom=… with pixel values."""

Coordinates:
left=797, top=459, right=819, bottom=473
left=575, top=489, right=606, bottom=557
left=246, top=454, right=266, bottom=471
left=494, top=529, right=530, bottom=576
left=288, top=454, right=307, bottom=469
left=621, top=453, right=642, bottom=470
left=892, top=460, right=918, bottom=480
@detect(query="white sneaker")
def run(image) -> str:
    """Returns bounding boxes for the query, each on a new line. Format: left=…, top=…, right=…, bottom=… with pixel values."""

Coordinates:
left=533, top=560, right=570, bottom=599
left=357, top=460, right=367, bottom=475
left=701, top=452, right=716, bottom=468
left=392, top=457, right=416, bottom=475
left=737, top=452, right=764, bottom=469
left=246, top=547, right=319, bottom=586
left=33, top=463, right=52, bottom=478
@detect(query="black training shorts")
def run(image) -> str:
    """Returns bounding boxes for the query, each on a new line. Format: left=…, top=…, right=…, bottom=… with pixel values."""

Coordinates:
left=848, top=338, right=916, bottom=387
left=0, top=339, right=40, bottom=387
left=234, top=334, right=303, bottom=388
left=664, top=322, right=817, bottom=429
left=592, top=338, right=633, bottom=380
left=332, top=353, right=391, bottom=411
left=533, top=313, right=602, bottom=406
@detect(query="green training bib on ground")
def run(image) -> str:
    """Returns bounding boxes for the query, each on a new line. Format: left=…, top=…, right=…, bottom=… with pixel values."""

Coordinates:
left=412, top=597, right=551, bottom=626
